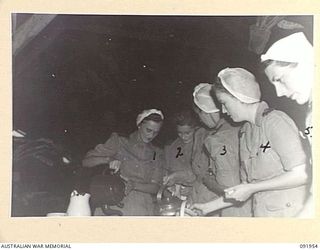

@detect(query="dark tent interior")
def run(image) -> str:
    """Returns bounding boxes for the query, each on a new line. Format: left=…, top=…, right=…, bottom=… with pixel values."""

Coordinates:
left=12, top=14, right=312, bottom=216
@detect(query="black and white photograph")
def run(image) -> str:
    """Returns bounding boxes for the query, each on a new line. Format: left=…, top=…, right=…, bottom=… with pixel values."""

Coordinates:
left=11, top=13, right=313, bottom=219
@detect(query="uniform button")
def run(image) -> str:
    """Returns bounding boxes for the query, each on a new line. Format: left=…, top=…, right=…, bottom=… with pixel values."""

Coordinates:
left=286, top=202, right=291, bottom=207
left=136, top=165, right=139, bottom=168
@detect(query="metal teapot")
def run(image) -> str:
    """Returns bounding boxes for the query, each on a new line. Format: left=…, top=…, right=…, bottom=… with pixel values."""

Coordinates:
left=89, top=167, right=126, bottom=216
left=155, top=185, right=188, bottom=216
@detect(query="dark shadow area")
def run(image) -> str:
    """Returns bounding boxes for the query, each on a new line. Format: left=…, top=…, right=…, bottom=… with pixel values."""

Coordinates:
left=12, top=14, right=312, bottom=216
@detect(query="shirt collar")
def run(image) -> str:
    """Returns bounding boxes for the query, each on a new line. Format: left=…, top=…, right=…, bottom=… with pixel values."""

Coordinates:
left=129, top=130, right=155, bottom=149
left=211, top=118, right=225, bottom=133
left=130, top=131, right=143, bottom=144
left=255, top=101, right=269, bottom=127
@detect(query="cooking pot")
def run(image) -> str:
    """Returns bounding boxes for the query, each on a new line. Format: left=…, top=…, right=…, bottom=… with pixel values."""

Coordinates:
left=89, top=167, right=126, bottom=216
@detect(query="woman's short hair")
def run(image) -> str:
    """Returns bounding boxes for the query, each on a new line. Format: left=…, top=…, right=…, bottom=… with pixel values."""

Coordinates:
left=260, top=59, right=298, bottom=71
left=192, top=103, right=202, bottom=114
left=173, top=110, right=198, bottom=127
left=211, top=76, right=233, bottom=99
left=211, top=76, right=260, bottom=106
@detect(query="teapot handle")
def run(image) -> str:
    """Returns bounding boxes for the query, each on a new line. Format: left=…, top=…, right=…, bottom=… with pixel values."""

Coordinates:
left=102, top=164, right=121, bottom=176
left=179, top=200, right=187, bottom=217
left=156, top=185, right=167, bottom=202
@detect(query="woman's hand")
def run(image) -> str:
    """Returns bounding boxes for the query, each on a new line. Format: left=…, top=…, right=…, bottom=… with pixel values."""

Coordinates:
left=189, top=203, right=210, bottom=216
left=124, top=180, right=136, bottom=195
left=180, top=185, right=192, bottom=197
left=109, top=160, right=121, bottom=173
left=224, top=183, right=256, bottom=202
left=163, top=173, right=177, bottom=186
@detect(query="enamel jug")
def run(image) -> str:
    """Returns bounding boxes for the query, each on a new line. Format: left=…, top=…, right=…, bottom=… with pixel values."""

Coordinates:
left=66, top=190, right=91, bottom=216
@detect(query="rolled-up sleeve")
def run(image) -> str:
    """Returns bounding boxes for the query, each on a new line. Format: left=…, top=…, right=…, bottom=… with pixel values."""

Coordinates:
left=85, top=132, right=120, bottom=159
left=265, top=112, right=306, bottom=170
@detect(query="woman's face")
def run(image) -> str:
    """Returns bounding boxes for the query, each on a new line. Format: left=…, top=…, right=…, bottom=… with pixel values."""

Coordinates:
left=138, top=120, right=162, bottom=143
left=264, top=62, right=312, bottom=105
left=177, top=125, right=196, bottom=144
left=216, top=92, right=245, bottom=122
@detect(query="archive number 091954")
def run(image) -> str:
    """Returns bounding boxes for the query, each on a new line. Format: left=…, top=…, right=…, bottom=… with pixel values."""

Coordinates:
left=300, top=244, right=318, bottom=248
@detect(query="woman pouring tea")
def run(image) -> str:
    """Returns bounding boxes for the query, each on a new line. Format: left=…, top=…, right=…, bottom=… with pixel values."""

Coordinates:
left=83, top=109, right=164, bottom=216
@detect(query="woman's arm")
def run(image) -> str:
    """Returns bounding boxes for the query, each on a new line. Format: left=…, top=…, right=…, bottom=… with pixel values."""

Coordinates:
left=225, top=164, right=308, bottom=201
left=82, top=156, right=111, bottom=168
left=82, top=133, right=120, bottom=168
left=126, top=180, right=160, bottom=195
left=190, top=196, right=234, bottom=215
left=164, top=170, right=196, bottom=186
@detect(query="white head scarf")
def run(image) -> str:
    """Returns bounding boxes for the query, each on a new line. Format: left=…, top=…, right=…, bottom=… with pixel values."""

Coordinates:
left=193, top=83, right=219, bottom=113
left=136, top=109, right=164, bottom=126
left=261, top=32, right=313, bottom=63
left=218, top=68, right=261, bottom=103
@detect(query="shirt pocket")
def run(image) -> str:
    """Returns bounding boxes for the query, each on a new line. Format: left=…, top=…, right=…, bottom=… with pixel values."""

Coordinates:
left=259, top=189, right=305, bottom=217
left=120, top=156, right=145, bottom=181
left=264, top=191, right=289, bottom=212
left=250, top=149, right=283, bottom=181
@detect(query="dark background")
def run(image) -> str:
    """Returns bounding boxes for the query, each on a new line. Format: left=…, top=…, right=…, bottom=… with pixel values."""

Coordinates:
left=13, top=14, right=313, bottom=159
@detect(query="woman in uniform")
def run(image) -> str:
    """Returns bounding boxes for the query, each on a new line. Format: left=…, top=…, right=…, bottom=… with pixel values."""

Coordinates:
left=192, top=83, right=251, bottom=217
left=261, top=32, right=313, bottom=217
left=82, top=109, right=164, bottom=216
left=190, top=68, right=308, bottom=217
left=163, top=86, right=218, bottom=207
left=163, top=110, right=198, bottom=199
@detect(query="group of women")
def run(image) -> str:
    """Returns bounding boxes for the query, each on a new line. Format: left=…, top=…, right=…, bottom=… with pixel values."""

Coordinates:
left=82, top=32, right=313, bottom=217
